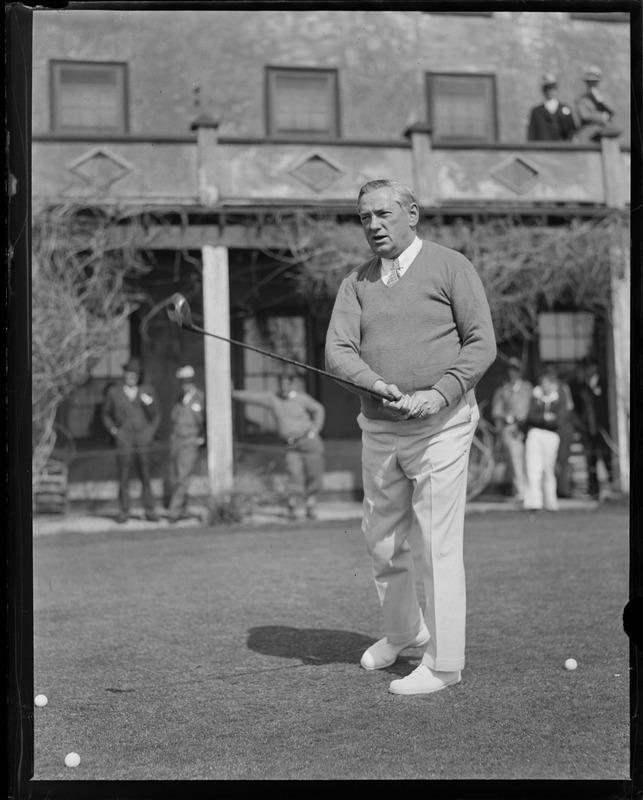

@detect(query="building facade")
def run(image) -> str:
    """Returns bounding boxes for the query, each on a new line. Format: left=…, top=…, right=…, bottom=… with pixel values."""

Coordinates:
left=31, top=8, right=631, bottom=499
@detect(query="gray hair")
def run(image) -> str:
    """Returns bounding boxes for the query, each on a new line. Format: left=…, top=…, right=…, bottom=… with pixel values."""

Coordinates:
left=357, top=180, right=418, bottom=212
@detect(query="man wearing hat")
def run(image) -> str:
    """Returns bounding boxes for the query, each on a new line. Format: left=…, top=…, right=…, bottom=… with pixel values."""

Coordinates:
left=102, top=357, right=162, bottom=523
left=491, top=357, right=533, bottom=502
left=167, top=365, right=206, bottom=523
left=527, top=73, right=577, bottom=141
left=574, top=65, right=616, bottom=143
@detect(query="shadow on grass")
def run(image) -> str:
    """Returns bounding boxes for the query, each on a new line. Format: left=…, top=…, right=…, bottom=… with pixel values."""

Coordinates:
left=247, top=626, right=429, bottom=675
left=247, top=625, right=378, bottom=665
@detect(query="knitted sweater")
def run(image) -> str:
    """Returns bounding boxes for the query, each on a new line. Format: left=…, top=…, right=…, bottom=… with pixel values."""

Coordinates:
left=232, top=390, right=325, bottom=442
left=325, top=240, right=496, bottom=421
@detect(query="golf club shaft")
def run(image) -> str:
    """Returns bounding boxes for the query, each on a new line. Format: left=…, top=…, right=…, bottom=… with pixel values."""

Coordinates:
left=182, top=320, right=395, bottom=402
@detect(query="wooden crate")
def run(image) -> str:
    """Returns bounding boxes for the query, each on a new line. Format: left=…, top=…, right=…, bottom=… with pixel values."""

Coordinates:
left=33, top=460, right=69, bottom=514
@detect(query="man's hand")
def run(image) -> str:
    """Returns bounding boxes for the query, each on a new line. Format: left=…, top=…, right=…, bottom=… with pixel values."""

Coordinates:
left=372, top=381, right=414, bottom=419
left=405, top=389, right=447, bottom=419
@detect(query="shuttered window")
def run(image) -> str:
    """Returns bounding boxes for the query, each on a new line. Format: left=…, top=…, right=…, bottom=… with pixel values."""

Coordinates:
left=50, top=60, right=128, bottom=134
left=266, top=68, right=339, bottom=139
left=426, top=73, right=497, bottom=143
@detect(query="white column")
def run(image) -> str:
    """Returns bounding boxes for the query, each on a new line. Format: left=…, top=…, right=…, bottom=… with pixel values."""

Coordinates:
left=609, top=242, right=630, bottom=494
left=202, top=245, right=234, bottom=497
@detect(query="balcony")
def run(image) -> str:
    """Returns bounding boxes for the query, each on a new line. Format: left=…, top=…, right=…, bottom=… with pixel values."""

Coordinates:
left=31, top=122, right=630, bottom=217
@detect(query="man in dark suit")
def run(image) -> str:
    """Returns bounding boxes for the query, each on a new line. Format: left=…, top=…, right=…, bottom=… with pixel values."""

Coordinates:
left=527, top=73, right=576, bottom=142
left=102, top=357, right=162, bottom=523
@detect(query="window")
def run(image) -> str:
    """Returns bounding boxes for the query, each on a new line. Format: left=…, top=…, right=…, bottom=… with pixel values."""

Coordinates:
left=426, top=73, right=497, bottom=143
left=538, top=312, right=595, bottom=363
left=50, top=60, right=128, bottom=134
left=570, top=13, right=629, bottom=22
left=238, top=316, right=307, bottom=435
left=266, top=68, right=339, bottom=139
left=424, top=12, right=493, bottom=16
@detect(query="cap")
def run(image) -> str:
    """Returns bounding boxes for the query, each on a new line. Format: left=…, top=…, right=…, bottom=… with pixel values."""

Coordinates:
left=582, top=65, right=603, bottom=81
left=541, top=73, right=558, bottom=88
left=123, top=357, right=142, bottom=374
left=176, top=365, right=196, bottom=381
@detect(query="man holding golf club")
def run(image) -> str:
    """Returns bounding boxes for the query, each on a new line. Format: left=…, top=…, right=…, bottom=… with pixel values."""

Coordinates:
left=326, top=179, right=496, bottom=695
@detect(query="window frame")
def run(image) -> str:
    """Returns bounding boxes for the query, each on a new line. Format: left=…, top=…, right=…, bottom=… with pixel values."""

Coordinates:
left=49, top=59, right=130, bottom=135
left=423, top=11, right=493, bottom=16
left=569, top=12, right=629, bottom=22
left=425, top=71, right=498, bottom=144
left=537, top=310, right=596, bottom=365
left=265, top=66, right=340, bottom=140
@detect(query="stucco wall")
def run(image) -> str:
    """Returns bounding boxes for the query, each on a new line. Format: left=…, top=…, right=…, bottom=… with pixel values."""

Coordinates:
left=32, top=9, right=631, bottom=145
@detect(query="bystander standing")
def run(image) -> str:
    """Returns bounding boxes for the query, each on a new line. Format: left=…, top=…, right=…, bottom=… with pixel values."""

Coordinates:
left=101, top=357, right=162, bottom=523
left=167, top=365, right=206, bottom=523
left=491, top=357, right=533, bottom=502
left=233, top=373, right=326, bottom=519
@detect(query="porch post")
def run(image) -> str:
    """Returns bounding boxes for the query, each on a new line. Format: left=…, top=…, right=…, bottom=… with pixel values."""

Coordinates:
left=202, top=245, right=234, bottom=497
left=599, top=128, right=625, bottom=208
left=404, top=123, right=438, bottom=207
left=599, top=130, right=629, bottom=495
left=191, top=113, right=220, bottom=206
left=607, top=238, right=630, bottom=494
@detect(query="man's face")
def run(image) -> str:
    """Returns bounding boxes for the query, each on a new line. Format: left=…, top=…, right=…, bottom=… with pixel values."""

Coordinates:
left=278, top=377, right=294, bottom=397
left=358, top=187, right=419, bottom=259
left=123, top=370, right=139, bottom=387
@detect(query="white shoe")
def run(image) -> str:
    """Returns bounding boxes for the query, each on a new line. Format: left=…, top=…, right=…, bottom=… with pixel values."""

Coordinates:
left=360, top=627, right=430, bottom=671
left=388, top=664, right=461, bottom=695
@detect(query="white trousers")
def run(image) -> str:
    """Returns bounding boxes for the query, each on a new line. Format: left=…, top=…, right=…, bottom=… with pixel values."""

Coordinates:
left=359, top=395, right=479, bottom=672
left=523, top=428, right=560, bottom=511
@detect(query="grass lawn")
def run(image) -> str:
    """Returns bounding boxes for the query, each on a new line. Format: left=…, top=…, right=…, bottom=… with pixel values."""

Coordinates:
left=30, top=503, right=630, bottom=783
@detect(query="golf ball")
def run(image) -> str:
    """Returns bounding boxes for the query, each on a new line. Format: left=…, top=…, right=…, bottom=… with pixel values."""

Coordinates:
left=34, top=694, right=48, bottom=707
left=564, top=658, right=578, bottom=671
left=64, top=752, right=81, bottom=768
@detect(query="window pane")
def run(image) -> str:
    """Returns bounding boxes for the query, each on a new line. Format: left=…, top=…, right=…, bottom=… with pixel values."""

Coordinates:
left=538, top=312, right=595, bottom=362
left=274, top=76, right=330, bottom=131
left=429, top=74, right=495, bottom=142
left=52, top=62, right=126, bottom=133
left=268, top=69, right=337, bottom=137
left=242, top=317, right=307, bottom=432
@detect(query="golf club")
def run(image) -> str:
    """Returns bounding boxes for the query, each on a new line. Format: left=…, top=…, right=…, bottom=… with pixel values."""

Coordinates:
left=166, top=293, right=396, bottom=401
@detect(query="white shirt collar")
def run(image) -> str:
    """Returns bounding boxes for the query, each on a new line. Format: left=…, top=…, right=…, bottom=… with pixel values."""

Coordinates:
left=380, top=236, right=422, bottom=280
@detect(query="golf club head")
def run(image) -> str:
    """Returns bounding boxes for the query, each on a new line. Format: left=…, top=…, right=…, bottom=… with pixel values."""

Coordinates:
left=167, top=293, right=192, bottom=328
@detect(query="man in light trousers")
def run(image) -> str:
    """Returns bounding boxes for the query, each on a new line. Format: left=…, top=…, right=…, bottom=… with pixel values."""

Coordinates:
left=326, top=180, right=496, bottom=695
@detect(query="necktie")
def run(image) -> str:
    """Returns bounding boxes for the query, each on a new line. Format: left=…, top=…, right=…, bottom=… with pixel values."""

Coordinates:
left=388, top=258, right=401, bottom=286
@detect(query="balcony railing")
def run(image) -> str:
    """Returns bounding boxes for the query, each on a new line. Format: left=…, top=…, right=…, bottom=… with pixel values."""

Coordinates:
left=32, top=122, right=630, bottom=213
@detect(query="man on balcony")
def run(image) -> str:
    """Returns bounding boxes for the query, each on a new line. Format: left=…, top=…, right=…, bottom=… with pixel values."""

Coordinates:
left=574, top=65, right=617, bottom=143
left=527, top=73, right=577, bottom=142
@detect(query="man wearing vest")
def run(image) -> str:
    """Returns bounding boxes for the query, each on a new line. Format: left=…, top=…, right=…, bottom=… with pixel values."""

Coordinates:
left=167, top=365, right=206, bottom=523
left=326, top=180, right=496, bottom=695
left=102, top=357, right=162, bottom=523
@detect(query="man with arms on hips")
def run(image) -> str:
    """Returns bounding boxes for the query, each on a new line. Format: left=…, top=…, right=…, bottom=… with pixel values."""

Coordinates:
left=233, top=372, right=326, bottom=520
left=325, top=180, right=496, bottom=695
left=491, top=357, right=533, bottom=503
